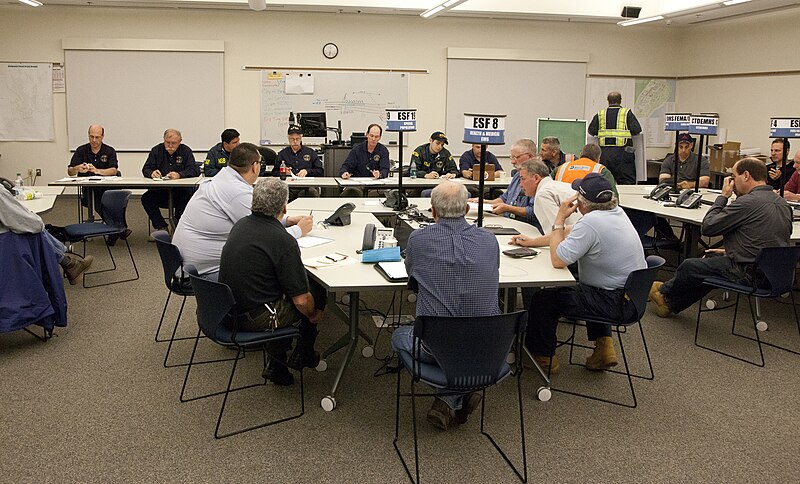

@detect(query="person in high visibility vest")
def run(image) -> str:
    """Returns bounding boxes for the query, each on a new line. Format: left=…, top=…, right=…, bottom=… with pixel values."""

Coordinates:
left=552, top=143, right=618, bottom=198
left=588, top=91, right=642, bottom=185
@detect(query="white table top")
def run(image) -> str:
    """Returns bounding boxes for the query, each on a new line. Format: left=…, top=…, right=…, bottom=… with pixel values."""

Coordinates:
left=50, top=176, right=201, bottom=188
left=20, top=186, right=64, bottom=214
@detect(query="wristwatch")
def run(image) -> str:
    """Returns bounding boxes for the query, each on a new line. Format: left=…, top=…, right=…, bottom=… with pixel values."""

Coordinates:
left=551, top=224, right=565, bottom=231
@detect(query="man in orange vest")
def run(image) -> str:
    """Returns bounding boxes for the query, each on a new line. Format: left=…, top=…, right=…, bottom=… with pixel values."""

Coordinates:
left=552, top=143, right=618, bottom=198
left=588, top=91, right=642, bottom=185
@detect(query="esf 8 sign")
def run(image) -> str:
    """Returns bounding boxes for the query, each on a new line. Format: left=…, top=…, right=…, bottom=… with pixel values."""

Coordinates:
left=463, top=113, right=506, bottom=145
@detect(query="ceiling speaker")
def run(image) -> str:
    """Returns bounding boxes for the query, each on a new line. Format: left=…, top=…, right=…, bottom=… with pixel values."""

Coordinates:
left=621, top=6, right=641, bottom=18
left=248, top=0, right=267, bottom=11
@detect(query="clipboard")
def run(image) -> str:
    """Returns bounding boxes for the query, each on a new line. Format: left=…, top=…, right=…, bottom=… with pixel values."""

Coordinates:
left=374, top=261, right=408, bottom=282
left=483, top=226, right=520, bottom=235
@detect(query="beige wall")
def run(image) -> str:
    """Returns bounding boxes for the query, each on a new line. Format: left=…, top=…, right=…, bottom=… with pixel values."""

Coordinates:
left=2, top=5, right=798, bottom=182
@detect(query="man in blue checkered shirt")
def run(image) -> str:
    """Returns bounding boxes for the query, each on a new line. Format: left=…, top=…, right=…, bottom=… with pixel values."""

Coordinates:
left=391, top=181, right=500, bottom=431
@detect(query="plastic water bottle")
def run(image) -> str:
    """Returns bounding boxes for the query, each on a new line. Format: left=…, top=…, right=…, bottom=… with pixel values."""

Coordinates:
left=279, top=160, right=288, bottom=181
left=14, top=173, right=23, bottom=199
left=409, top=160, right=417, bottom=178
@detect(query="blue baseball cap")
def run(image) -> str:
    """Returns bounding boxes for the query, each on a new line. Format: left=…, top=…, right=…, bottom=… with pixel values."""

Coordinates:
left=571, top=172, right=613, bottom=203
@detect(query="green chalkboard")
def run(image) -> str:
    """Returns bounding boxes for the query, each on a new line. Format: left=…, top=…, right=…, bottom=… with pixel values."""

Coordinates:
left=537, top=118, right=587, bottom=158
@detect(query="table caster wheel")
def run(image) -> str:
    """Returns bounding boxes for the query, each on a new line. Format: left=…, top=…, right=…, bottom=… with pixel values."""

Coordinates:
left=756, top=321, right=768, bottom=332
left=537, top=387, right=552, bottom=402
left=407, top=293, right=417, bottom=303
left=722, top=291, right=730, bottom=302
left=506, top=352, right=516, bottom=365
left=316, top=359, right=328, bottom=372
left=341, top=294, right=350, bottom=304
left=361, top=346, right=374, bottom=358
left=705, top=299, right=717, bottom=310
left=321, top=396, right=336, bottom=412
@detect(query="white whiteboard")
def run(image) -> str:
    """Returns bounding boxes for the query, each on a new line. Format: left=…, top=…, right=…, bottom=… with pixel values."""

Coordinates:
left=446, top=58, right=586, bottom=155
left=65, top=50, right=224, bottom=151
left=260, top=70, right=409, bottom=145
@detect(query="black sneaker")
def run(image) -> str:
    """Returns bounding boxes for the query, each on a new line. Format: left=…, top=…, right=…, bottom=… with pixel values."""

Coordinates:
left=262, top=361, right=294, bottom=386
left=287, top=344, right=320, bottom=371
left=453, top=392, right=482, bottom=425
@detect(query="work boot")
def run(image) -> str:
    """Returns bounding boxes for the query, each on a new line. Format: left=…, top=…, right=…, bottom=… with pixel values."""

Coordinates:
left=426, top=398, right=453, bottom=431
left=585, top=336, right=618, bottom=371
left=453, top=392, right=482, bottom=425
left=288, top=322, right=320, bottom=370
left=649, top=281, right=672, bottom=317
left=62, top=253, right=94, bottom=285
left=262, top=352, right=294, bottom=386
left=533, top=354, right=560, bottom=375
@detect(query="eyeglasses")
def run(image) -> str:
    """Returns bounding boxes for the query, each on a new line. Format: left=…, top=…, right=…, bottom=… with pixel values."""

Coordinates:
left=510, top=153, right=532, bottom=160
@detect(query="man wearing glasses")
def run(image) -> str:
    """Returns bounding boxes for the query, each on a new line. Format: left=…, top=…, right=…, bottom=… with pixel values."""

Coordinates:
left=172, top=143, right=312, bottom=279
left=142, top=129, right=200, bottom=234
left=471, top=138, right=540, bottom=230
left=271, top=124, right=324, bottom=199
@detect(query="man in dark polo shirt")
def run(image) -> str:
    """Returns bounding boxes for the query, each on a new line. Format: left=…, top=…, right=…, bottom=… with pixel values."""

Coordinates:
left=68, top=124, right=118, bottom=217
left=659, top=133, right=710, bottom=189
left=141, top=128, right=199, bottom=233
left=339, top=123, right=390, bottom=197
left=219, top=178, right=327, bottom=386
left=271, top=125, right=324, bottom=199
left=202, top=128, right=240, bottom=177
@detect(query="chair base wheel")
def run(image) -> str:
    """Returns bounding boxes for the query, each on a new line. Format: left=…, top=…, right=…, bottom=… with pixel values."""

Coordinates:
left=321, top=396, right=336, bottom=412
left=706, top=299, right=717, bottom=310
left=340, top=294, right=350, bottom=304
left=407, top=293, right=417, bottom=303
left=506, top=352, right=516, bottom=365
left=316, top=359, right=328, bottom=372
left=537, top=387, right=552, bottom=402
left=361, top=346, right=374, bottom=358
left=756, top=320, right=768, bottom=332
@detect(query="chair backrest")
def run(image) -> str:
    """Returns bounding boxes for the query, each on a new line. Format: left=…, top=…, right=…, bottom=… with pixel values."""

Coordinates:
left=152, top=230, right=186, bottom=290
left=186, top=265, right=236, bottom=343
left=625, top=255, right=666, bottom=320
left=755, top=246, right=800, bottom=295
left=258, top=147, right=278, bottom=175
left=99, top=189, right=131, bottom=229
left=414, top=310, right=527, bottom=391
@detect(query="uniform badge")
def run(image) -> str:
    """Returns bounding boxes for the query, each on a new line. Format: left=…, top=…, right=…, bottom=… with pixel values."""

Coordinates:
left=219, top=158, right=227, bottom=165
left=176, top=156, right=183, bottom=164
left=435, top=161, right=443, bottom=169
left=100, top=155, right=107, bottom=163
left=303, top=154, right=311, bottom=162
left=373, top=155, right=380, bottom=161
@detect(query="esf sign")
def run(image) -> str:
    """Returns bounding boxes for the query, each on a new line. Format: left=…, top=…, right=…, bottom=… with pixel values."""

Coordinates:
left=463, top=113, right=506, bottom=145
left=688, top=115, right=719, bottom=136
left=770, top=117, right=800, bottom=138
left=664, top=113, right=691, bottom=132
left=386, top=109, right=417, bottom=132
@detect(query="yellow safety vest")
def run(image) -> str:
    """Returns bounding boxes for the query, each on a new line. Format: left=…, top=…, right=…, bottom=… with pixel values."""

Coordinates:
left=554, top=158, right=605, bottom=184
left=597, top=107, right=632, bottom=147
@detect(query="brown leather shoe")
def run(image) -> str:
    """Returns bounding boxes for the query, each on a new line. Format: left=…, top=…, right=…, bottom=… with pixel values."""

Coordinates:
left=533, top=354, right=560, bottom=374
left=426, top=398, right=453, bottom=431
left=63, top=254, right=94, bottom=285
left=453, top=392, right=482, bottom=425
left=585, top=336, right=619, bottom=371
left=649, top=281, right=671, bottom=317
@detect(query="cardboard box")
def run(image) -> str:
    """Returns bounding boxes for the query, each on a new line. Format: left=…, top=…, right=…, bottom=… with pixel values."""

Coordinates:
left=709, top=141, right=741, bottom=173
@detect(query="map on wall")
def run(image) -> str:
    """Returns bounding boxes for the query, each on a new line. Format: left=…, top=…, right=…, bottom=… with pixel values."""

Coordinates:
left=586, top=77, right=676, bottom=148
left=0, top=63, right=54, bottom=141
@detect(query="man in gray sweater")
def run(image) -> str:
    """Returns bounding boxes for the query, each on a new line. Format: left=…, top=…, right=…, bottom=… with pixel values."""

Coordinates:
left=650, top=158, right=792, bottom=317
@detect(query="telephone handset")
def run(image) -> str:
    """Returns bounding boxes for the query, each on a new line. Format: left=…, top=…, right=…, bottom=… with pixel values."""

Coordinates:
left=324, top=202, right=356, bottom=226
left=0, top=177, right=14, bottom=195
left=362, top=223, right=395, bottom=250
left=676, top=189, right=703, bottom=209
left=648, top=183, right=672, bottom=201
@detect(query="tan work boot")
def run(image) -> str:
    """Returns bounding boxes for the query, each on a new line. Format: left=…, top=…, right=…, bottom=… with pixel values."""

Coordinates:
left=533, top=354, right=560, bottom=374
left=426, top=398, right=453, bottom=431
left=649, top=281, right=672, bottom=317
left=62, top=254, right=94, bottom=285
left=585, top=336, right=618, bottom=371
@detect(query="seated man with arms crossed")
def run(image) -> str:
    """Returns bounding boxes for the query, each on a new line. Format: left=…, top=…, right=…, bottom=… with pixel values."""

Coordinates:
left=339, top=123, right=390, bottom=197
left=219, top=178, right=326, bottom=386
left=472, top=138, right=538, bottom=229
left=202, top=128, right=240, bottom=177
left=650, top=158, right=792, bottom=317
left=659, top=133, right=710, bottom=189
left=525, top=173, right=646, bottom=373
left=391, top=181, right=500, bottom=430
left=172, top=143, right=312, bottom=278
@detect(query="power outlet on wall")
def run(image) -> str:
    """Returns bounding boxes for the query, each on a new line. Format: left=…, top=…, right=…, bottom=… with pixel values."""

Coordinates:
left=36, top=168, right=42, bottom=176
left=27, top=169, right=33, bottom=178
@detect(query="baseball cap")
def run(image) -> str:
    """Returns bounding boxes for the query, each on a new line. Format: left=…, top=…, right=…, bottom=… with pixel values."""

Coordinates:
left=287, top=124, right=303, bottom=135
left=571, top=172, right=614, bottom=203
left=678, top=133, right=695, bottom=145
left=430, top=131, right=448, bottom=144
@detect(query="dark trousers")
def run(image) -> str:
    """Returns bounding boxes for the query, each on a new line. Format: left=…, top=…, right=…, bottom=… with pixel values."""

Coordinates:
left=141, top=188, right=193, bottom=230
left=289, top=187, right=320, bottom=201
left=526, top=284, right=636, bottom=357
left=81, top=188, right=108, bottom=218
left=660, top=256, right=758, bottom=314
left=603, top=148, right=637, bottom=185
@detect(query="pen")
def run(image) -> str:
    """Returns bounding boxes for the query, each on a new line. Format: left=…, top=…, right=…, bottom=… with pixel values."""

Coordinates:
left=309, top=210, right=313, bottom=216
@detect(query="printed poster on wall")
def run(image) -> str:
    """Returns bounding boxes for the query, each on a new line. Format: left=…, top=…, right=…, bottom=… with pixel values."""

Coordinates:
left=0, top=63, right=55, bottom=141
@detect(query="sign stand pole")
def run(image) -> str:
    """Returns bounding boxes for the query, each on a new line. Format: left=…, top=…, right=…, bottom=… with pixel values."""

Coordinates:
left=780, top=137, right=789, bottom=198
left=672, top=131, right=680, bottom=193
left=477, top=144, right=487, bottom=227
left=394, top=130, right=408, bottom=211
left=693, top=134, right=705, bottom=193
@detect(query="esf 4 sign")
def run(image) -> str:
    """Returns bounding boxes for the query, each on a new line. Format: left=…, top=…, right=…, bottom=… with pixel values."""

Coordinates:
left=770, top=118, right=800, bottom=138
left=463, top=113, right=506, bottom=145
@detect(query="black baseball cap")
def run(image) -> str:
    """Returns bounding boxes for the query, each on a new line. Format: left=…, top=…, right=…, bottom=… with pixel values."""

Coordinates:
left=571, top=172, right=614, bottom=203
left=678, top=133, right=695, bottom=145
left=430, top=131, right=448, bottom=144
left=288, top=124, right=303, bottom=135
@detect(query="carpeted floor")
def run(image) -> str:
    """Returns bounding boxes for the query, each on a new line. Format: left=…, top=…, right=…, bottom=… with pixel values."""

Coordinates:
left=1, top=196, right=799, bottom=483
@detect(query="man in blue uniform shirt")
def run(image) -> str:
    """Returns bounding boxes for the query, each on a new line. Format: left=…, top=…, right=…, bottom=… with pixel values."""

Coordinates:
left=340, top=123, right=390, bottom=197
left=272, top=125, right=324, bottom=198
left=141, top=128, right=199, bottom=233
left=203, top=128, right=240, bottom=177
left=459, top=143, right=505, bottom=198
left=67, top=124, right=118, bottom=218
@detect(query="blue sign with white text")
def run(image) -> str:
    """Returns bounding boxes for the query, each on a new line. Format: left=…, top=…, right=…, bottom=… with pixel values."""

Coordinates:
left=688, top=115, right=718, bottom=136
left=463, top=114, right=506, bottom=145
left=770, top=118, right=800, bottom=138
left=386, top=110, right=417, bottom=132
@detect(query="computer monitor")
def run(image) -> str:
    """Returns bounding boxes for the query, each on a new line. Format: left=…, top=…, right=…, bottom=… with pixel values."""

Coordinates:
left=296, top=112, right=328, bottom=138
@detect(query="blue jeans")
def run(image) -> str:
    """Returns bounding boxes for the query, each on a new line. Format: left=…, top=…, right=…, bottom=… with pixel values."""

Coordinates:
left=391, top=325, right=463, bottom=410
left=43, top=230, right=66, bottom=264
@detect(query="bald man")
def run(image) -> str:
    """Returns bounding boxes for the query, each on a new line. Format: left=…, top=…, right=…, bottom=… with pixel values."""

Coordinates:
left=68, top=124, right=119, bottom=217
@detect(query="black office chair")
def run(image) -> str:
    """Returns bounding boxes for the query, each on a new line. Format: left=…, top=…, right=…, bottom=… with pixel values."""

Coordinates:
left=695, top=246, right=800, bottom=367
left=258, top=146, right=278, bottom=176
left=624, top=208, right=682, bottom=268
left=548, top=255, right=665, bottom=409
left=393, top=311, right=528, bottom=483
left=152, top=230, right=207, bottom=368
left=63, top=189, right=139, bottom=288
left=183, top=266, right=304, bottom=439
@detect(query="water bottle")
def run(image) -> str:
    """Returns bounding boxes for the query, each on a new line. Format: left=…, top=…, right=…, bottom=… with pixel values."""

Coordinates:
left=279, top=160, right=288, bottom=181
left=14, top=173, right=23, bottom=199
left=409, top=160, right=417, bottom=178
